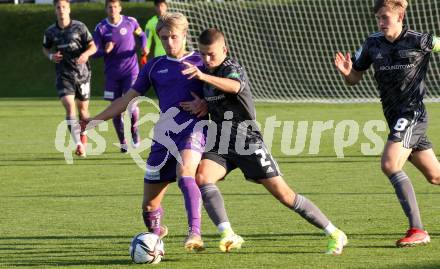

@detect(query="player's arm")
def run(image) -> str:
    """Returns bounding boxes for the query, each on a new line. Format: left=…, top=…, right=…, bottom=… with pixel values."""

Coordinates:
left=84, top=61, right=153, bottom=130
left=201, top=73, right=240, bottom=94
left=77, top=25, right=97, bottom=64
left=182, top=61, right=241, bottom=94
left=42, top=31, right=63, bottom=63
left=129, top=17, right=147, bottom=56
left=134, top=26, right=148, bottom=56
left=42, top=47, right=51, bottom=59
left=77, top=40, right=97, bottom=65
left=86, top=89, right=140, bottom=129
left=334, top=51, right=365, bottom=85
left=92, top=26, right=106, bottom=58
left=43, top=47, right=63, bottom=63
left=144, top=20, right=154, bottom=56
left=180, top=91, right=209, bottom=118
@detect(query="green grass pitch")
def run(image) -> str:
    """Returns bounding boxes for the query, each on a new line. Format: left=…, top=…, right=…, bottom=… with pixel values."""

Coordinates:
left=1, top=99, right=440, bottom=268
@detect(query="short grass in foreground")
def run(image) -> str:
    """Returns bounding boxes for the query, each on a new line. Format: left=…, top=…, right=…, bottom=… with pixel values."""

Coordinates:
left=0, top=99, right=440, bottom=269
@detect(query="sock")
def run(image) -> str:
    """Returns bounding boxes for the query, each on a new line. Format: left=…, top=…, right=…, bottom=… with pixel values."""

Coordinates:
left=112, top=114, right=125, bottom=145
left=66, top=116, right=80, bottom=145
left=324, top=222, right=337, bottom=236
left=389, top=171, right=423, bottom=230
left=130, top=105, right=140, bottom=144
left=142, top=207, right=163, bottom=236
left=217, top=222, right=233, bottom=235
left=291, top=194, right=330, bottom=230
left=178, top=176, right=202, bottom=235
left=200, top=183, right=230, bottom=230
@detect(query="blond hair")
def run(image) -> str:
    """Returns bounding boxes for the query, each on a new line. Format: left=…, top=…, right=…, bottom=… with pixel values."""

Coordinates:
left=373, top=0, right=408, bottom=13
left=156, top=12, right=188, bottom=34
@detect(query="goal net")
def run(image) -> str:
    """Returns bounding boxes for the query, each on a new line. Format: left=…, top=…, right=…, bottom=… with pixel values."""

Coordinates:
left=169, top=0, right=440, bottom=103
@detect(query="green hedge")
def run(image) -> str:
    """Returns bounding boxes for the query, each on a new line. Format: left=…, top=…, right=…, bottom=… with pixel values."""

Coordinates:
left=0, top=3, right=154, bottom=98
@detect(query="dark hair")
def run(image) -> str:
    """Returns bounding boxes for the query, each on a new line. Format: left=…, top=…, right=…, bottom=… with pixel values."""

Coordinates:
left=53, top=0, right=69, bottom=5
left=198, top=28, right=225, bottom=46
left=154, top=0, right=167, bottom=6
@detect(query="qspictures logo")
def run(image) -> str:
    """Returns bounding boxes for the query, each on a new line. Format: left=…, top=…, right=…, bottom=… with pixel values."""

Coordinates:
left=55, top=96, right=388, bottom=170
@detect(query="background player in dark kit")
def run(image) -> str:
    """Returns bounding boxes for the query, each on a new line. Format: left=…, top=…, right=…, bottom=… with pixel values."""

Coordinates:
left=43, top=0, right=97, bottom=157
left=335, top=0, right=440, bottom=247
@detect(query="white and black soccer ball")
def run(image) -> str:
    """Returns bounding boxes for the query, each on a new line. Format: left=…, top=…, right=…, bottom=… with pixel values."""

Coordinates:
left=129, top=232, right=164, bottom=264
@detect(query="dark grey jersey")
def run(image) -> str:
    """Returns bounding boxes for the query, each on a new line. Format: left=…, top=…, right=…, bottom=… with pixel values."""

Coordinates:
left=203, top=57, right=260, bottom=143
left=204, top=57, right=256, bottom=129
left=43, top=20, right=93, bottom=83
left=352, top=27, right=434, bottom=122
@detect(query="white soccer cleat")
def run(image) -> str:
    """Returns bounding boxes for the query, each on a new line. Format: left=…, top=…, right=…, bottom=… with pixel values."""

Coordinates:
left=184, top=233, right=205, bottom=252
left=75, top=144, right=86, bottom=158
left=219, top=232, right=244, bottom=252
left=159, top=225, right=168, bottom=239
left=325, top=229, right=348, bottom=255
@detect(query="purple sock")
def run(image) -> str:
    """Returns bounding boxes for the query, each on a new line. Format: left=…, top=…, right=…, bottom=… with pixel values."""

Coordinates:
left=142, top=207, right=163, bottom=235
left=130, top=106, right=140, bottom=144
left=112, top=114, right=125, bottom=144
left=178, top=176, right=202, bottom=235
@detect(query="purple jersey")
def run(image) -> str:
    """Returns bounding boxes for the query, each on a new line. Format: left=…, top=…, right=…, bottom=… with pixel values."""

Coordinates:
left=93, top=16, right=143, bottom=78
left=132, top=51, right=206, bottom=131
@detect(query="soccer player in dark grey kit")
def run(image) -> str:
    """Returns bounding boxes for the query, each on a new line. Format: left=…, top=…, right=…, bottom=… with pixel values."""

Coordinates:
left=335, top=0, right=440, bottom=247
left=181, top=28, right=347, bottom=255
left=43, top=0, right=96, bottom=157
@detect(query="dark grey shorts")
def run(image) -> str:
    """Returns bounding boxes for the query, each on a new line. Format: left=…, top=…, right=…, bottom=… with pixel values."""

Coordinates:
left=56, top=78, right=90, bottom=101
left=202, top=136, right=282, bottom=183
left=387, top=111, right=432, bottom=151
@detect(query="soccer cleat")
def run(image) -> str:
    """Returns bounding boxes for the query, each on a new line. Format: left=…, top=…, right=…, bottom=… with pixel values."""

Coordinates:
left=159, top=225, right=168, bottom=239
left=219, top=232, right=244, bottom=252
left=326, top=229, right=348, bottom=255
left=120, top=143, right=128, bottom=153
left=184, top=233, right=205, bottom=252
left=396, top=228, right=430, bottom=247
left=80, top=133, right=87, bottom=146
left=75, top=144, right=86, bottom=158
left=132, top=142, right=140, bottom=149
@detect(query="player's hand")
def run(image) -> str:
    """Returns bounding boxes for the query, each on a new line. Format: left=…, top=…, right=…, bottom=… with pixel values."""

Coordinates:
left=52, top=51, right=63, bottom=63
left=80, top=117, right=100, bottom=132
left=77, top=53, right=89, bottom=65
left=334, top=52, right=352, bottom=76
left=180, top=91, right=208, bottom=118
left=181, top=61, right=205, bottom=80
left=79, top=118, right=91, bottom=132
left=105, top=41, right=114, bottom=54
left=141, top=47, right=148, bottom=57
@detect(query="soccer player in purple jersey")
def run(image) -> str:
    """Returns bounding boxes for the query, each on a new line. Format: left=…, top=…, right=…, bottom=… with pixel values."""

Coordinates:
left=335, top=0, right=440, bottom=247
left=43, top=0, right=97, bottom=158
left=93, top=0, right=147, bottom=152
left=83, top=12, right=207, bottom=252
left=181, top=28, right=347, bottom=255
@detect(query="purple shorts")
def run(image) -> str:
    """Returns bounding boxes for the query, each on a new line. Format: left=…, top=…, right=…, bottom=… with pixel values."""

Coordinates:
left=103, top=73, right=137, bottom=101
left=143, top=131, right=205, bottom=184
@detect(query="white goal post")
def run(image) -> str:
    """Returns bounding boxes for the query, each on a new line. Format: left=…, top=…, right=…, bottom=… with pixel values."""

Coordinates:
left=169, top=0, right=440, bottom=103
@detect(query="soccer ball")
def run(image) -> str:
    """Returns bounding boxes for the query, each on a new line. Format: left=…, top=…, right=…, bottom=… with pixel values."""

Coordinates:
left=129, top=232, right=164, bottom=264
